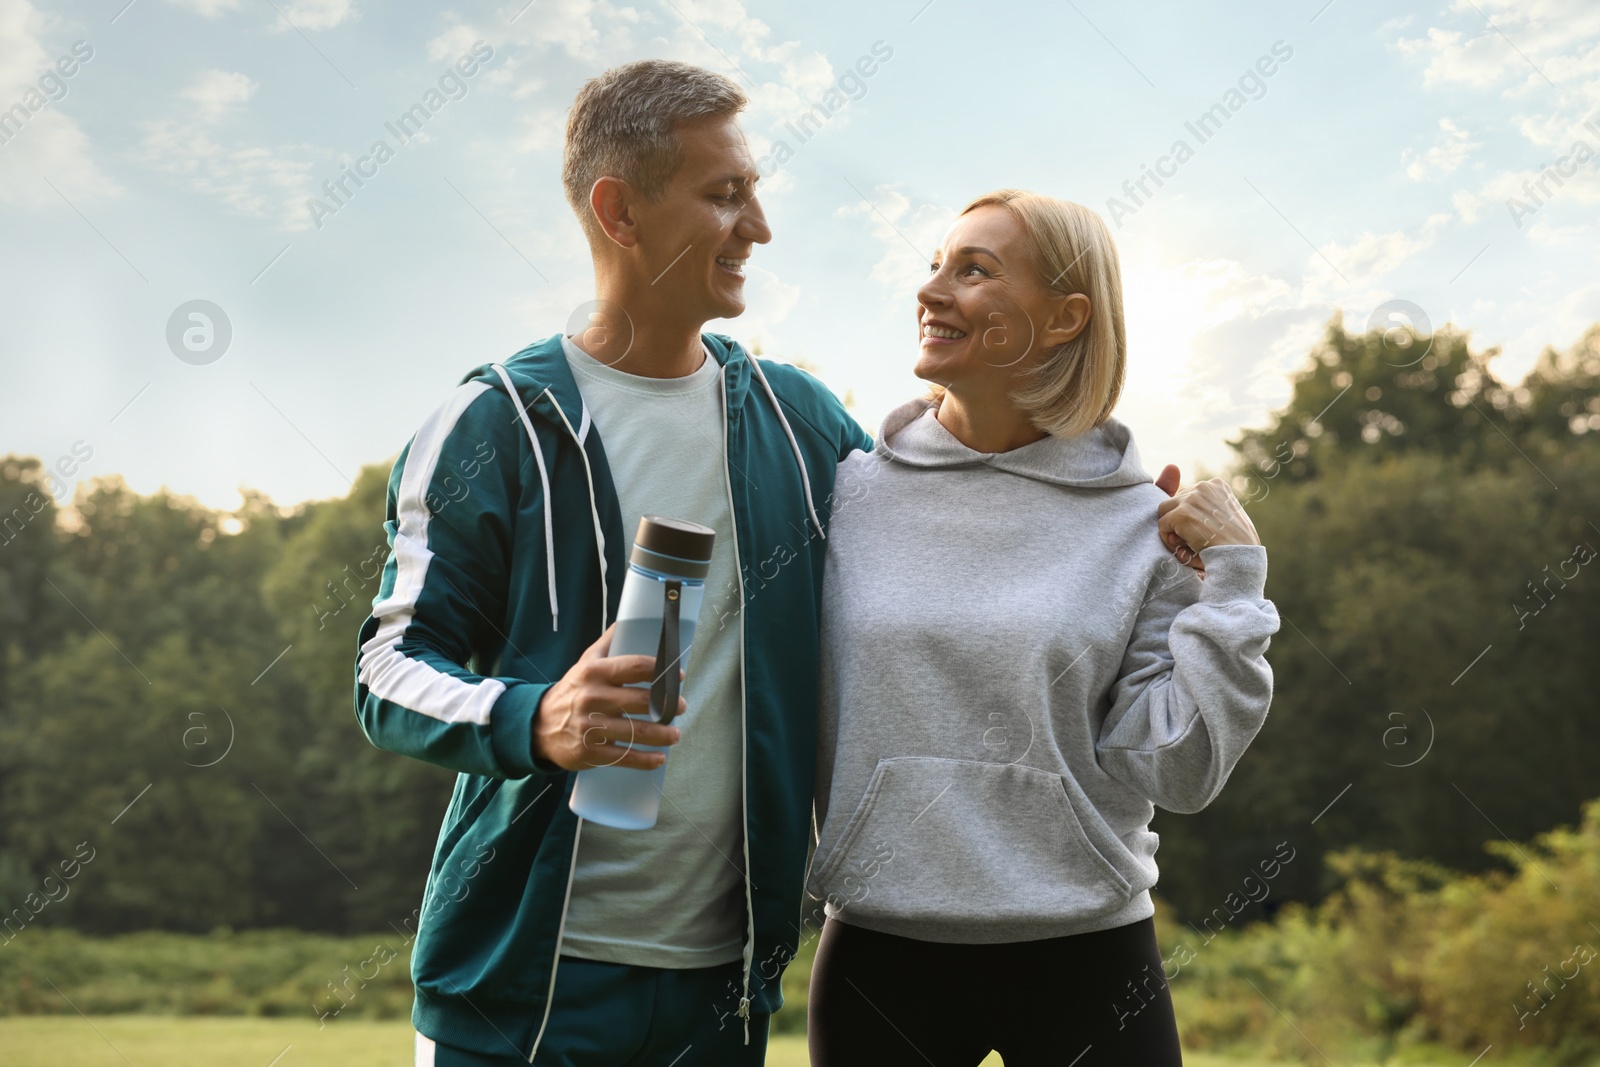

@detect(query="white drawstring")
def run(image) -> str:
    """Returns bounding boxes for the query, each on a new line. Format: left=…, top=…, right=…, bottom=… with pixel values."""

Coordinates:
left=492, top=364, right=560, bottom=632
left=538, top=386, right=608, bottom=628
left=491, top=352, right=814, bottom=631
left=745, top=355, right=826, bottom=541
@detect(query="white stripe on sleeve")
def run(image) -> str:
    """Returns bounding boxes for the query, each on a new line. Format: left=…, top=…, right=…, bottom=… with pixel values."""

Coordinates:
left=357, top=381, right=505, bottom=726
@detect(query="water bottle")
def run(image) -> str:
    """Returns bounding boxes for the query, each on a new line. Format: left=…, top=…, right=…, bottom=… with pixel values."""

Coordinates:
left=568, top=515, right=715, bottom=830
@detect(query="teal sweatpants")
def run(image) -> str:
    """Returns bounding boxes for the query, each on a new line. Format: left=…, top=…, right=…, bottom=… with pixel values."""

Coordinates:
left=415, top=955, right=771, bottom=1066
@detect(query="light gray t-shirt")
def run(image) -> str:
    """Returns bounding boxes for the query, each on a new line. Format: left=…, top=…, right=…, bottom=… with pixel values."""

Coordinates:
left=558, top=335, right=746, bottom=969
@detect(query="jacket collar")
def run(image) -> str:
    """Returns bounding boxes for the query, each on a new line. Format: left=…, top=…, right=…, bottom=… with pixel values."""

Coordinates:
left=473, top=331, right=754, bottom=429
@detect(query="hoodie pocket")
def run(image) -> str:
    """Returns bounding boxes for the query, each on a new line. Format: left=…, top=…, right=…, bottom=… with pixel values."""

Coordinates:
left=808, top=757, right=1137, bottom=929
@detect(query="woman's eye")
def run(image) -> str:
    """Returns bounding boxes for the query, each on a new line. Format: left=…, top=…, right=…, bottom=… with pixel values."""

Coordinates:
left=963, top=264, right=988, bottom=277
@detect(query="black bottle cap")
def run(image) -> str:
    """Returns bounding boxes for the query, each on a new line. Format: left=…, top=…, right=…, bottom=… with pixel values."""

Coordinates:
left=631, top=515, right=715, bottom=578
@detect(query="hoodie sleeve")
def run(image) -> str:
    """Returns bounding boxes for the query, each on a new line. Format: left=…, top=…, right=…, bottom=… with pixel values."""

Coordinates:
left=1094, top=544, right=1280, bottom=813
left=354, top=380, right=558, bottom=781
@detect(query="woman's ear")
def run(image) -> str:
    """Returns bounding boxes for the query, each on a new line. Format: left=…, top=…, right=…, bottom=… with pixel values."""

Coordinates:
left=590, top=176, right=639, bottom=249
left=1040, top=292, right=1092, bottom=349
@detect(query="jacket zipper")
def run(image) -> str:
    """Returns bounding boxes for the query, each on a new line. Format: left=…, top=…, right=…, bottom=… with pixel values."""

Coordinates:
left=526, top=819, right=583, bottom=1062
left=526, top=388, right=606, bottom=1064
left=519, top=371, right=754, bottom=1057
left=720, top=366, right=757, bottom=1044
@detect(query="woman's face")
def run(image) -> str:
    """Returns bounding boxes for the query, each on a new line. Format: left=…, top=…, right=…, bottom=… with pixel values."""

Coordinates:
left=914, top=204, right=1087, bottom=393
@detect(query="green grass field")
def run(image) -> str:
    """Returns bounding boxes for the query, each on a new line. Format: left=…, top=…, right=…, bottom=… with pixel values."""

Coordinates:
left=0, top=1016, right=1523, bottom=1067
left=0, top=1017, right=900, bottom=1067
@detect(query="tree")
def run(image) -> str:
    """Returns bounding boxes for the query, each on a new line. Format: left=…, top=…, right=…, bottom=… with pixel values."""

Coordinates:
left=261, top=461, right=452, bottom=932
left=1152, top=320, right=1600, bottom=922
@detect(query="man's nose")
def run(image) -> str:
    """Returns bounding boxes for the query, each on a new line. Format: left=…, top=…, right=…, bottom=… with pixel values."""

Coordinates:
left=737, top=196, right=772, bottom=245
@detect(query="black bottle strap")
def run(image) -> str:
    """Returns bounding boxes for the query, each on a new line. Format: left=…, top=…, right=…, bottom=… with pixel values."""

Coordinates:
left=649, top=581, right=682, bottom=726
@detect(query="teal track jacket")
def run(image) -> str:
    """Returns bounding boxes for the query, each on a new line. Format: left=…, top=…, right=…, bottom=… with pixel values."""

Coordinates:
left=354, top=332, right=871, bottom=1060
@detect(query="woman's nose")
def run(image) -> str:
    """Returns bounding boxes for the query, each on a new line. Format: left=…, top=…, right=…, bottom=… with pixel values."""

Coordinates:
left=917, top=273, right=949, bottom=310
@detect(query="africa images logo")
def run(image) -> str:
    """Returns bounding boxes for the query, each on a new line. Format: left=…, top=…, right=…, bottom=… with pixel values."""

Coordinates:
left=1106, top=40, right=1295, bottom=227
left=305, top=41, right=494, bottom=230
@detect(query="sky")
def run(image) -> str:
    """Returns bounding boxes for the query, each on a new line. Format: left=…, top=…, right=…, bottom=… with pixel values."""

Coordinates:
left=2, top=0, right=1598, bottom=511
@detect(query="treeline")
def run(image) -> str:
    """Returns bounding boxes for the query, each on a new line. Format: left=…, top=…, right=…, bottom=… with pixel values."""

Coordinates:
left=0, top=317, right=1598, bottom=940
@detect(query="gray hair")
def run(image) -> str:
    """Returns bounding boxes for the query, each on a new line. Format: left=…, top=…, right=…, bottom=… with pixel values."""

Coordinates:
left=562, top=60, right=747, bottom=243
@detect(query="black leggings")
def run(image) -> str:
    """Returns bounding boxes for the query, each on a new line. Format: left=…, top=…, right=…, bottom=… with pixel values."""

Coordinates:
left=808, top=916, right=1183, bottom=1066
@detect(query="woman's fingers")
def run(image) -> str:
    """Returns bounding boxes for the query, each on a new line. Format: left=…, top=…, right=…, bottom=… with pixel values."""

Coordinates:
left=1154, top=463, right=1182, bottom=496
left=1159, top=477, right=1261, bottom=551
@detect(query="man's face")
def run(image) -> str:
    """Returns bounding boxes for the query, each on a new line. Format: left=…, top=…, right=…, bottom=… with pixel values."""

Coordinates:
left=632, top=115, right=771, bottom=323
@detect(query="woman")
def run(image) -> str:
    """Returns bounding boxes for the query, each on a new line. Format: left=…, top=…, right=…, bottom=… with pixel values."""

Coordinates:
left=805, top=189, right=1280, bottom=1065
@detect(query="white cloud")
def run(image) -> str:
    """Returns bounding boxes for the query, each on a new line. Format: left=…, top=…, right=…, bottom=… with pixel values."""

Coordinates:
left=0, top=0, right=121, bottom=207
left=667, top=0, right=773, bottom=58
left=1397, top=26, right=1515, bottom=91
left=744, top=39, right=836, bottom=121
left=426, top=23, right=486, bottom=63
left=1403, top=1, right=1600, bottom=241
left=1405, top=117, right=1479, bottom=179
left=165, top=0, right=355, bottom=27
left=179, top=68, right=256, bottom=118
left=834, top=184, right=953, bottom=296
left=1487, top=278, right=1600, bottom=383
left=1398, top=0, right=1600, bottom=99
left=762, top=39, right=835, bottom=95
left=497, top=0, right=847, bottom=152
left=512, top=104, right=567, bottom=152
left=1451, top=187, right=1486, bottom=223
left=0, top=0, right=53, bottom=92
left=1298, top=213, right=1453, bottom=297
left=509, top=0, right=629, bottom=62
left=138, top=122, right=318, bottom=228
left=163, top=0, right=244, bottom=17
left=1118, top=246, right=1341, bottom=454
left=135, top=70, right=316, bottom=230
left=1516, top=109, right=1586, bottom=148
left=271, top=0, right=358, bottom=31
left=1525, top=218, right=1592, bottom=244
left=0, top=110, right=124, bottom=206
left=1463, top=158, right=1600, bottom=232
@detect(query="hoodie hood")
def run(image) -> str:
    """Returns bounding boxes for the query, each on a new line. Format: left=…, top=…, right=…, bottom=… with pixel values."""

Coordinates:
left=875, top=397, right=1151, bottom=489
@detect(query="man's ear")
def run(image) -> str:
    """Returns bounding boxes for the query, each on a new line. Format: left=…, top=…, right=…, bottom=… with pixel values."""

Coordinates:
left=590, top=176, right=639, bottom=249
left=1039, top=292, right=1092, bottom=349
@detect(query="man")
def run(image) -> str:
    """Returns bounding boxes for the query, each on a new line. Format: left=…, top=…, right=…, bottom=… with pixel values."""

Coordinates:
left=355, top=60, right=870, bottom=1066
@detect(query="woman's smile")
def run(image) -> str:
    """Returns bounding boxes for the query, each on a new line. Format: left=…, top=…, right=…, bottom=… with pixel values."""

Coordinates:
left=920, top=318, right=969, bottom=346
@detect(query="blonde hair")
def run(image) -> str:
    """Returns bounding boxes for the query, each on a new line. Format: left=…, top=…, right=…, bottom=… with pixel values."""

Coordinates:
left=562, top=60, right=747, bottom=245
left=929, top=189, right=1127, bottom=438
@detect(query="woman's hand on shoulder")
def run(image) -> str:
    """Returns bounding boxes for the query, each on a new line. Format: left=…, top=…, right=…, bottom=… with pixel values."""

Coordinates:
left=1153, top=466, right=1261, bottom=574
left=1157, top=474, right=1262, bottom=559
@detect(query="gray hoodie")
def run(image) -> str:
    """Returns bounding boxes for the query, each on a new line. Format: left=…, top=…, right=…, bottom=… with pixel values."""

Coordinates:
left=806, top=397, right=1281, bottom=944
